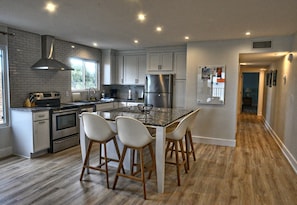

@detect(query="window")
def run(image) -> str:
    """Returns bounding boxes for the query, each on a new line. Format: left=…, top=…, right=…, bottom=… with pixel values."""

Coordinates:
left=70, top=58, right=99, bottom=91
left=0, top=46, right=9, bottom=126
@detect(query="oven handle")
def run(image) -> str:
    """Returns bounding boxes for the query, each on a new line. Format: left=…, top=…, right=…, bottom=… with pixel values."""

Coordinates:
left=52, top=108, right=78, bottom=114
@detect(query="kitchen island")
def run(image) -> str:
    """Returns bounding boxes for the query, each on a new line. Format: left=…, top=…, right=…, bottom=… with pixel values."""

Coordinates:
left=79, top=106, right=193, bottom=193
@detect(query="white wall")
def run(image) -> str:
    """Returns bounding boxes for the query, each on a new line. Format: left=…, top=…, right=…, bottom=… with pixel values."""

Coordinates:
left=263, top=33, right=297, bottom=172
left=186, top=36, right=293, bottom=147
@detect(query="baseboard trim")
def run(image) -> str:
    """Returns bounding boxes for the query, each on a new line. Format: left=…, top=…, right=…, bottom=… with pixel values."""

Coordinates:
left=0, top=146, right=13, bottom=159
left=192, top=135, right=236, bottom=147
left=263, top=120, right=297, bottom=174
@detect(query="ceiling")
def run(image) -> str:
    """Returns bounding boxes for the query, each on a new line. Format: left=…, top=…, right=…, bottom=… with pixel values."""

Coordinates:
left=0, top=0, right=296, bottom=64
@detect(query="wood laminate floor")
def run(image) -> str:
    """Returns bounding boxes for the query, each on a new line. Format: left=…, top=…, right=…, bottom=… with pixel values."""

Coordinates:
left=0, top=113, right=297, bottom=205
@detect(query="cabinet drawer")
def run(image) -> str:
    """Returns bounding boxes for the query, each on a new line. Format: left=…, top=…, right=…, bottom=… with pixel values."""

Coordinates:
left=33, top=111, right=49, bottom=121
left=96, top=102, right=114, bottom=111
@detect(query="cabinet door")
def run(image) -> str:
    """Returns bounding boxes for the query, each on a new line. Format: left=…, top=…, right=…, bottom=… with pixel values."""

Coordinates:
left=33, top=119, right=50, bottom=152
left=174, top=52, right=186, bottom=79
left=148, top=53, right=160, bottom=71
left=148, top=52, right=173, bottom=71
left=173, top=79, right=186, bottom=108
left=124, top=55, right=138, bottom=84
left=138, top=55, right=146, bottom=84
left=161, top=52, right=173, bottom=71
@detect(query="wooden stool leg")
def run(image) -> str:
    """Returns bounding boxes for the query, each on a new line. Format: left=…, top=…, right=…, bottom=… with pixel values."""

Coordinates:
left=113, top=138, right=125, bottom=174
left=80, top=140, right=93, bottom=181
left=179, top=139, right=188, bottom=174
left=174, top=141, right=181, bottom=186
left=103, top=143, right=109, bottom=189
left=113, top=146, right=127, bottom=190
left=188, top=130, right=196, bottom=161
left=139, top=148, right=147, bottom=200
left=148, top=143, right=155, bottom=179
left=185, top=131, right=190, bottom=170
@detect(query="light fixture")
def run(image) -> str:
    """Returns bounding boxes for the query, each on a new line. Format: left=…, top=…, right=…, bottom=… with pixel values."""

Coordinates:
left=45, top=2, right=57, bottom=13
left=288, top=53, right=293, bottom=62
left=184, top=36, right=189, bottom=40
left=137, top=13, right=146, bottom=22
left=71, top=45, right=75, bottom=49
left=93, top=42, right=98, bottom=47
left=134, top=39, right=139, bottom=44
left=156, top=26, right=162, bottom=32
left=245, top=31, right=251, bottom=36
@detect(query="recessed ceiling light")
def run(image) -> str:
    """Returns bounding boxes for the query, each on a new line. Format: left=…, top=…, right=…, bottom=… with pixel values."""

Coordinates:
left=245, top=31, right=251, bottom=36
left=45, top=2, right=57, bottom=13
left=134, top=39, right=139, bottom=44
left=138, top=13, right=146, bottom=22
left=93, top=42, right=98, bottom=47
left=156, top=26, right=162, bottom=32
left=184, top=36, right=189, bottom=40
left=71, top=45, right=75, bottom=49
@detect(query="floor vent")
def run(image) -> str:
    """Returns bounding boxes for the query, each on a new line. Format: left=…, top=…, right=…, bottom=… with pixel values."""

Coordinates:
left=253, top=41, right=272, bottom=48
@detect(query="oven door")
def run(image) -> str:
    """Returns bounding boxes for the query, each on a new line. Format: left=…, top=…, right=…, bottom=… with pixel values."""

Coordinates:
left=52, top=109, right=79, bottom=140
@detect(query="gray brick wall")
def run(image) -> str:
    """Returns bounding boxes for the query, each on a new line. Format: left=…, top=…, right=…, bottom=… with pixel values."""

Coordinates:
left=8, top=28, right=101, bottom=107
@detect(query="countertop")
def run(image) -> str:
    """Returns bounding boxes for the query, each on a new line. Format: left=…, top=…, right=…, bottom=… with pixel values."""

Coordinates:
left=95, top=106, right=193, bottom=127
left=11, top=98, right=144, bottom=112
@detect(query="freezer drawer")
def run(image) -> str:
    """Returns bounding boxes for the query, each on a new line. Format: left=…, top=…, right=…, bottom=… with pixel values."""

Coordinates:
left=144, top=93, right=172, bottom=108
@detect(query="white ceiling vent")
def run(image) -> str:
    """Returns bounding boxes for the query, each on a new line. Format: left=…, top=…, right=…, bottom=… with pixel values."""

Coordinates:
left=253, top=41, right=272, bottom=49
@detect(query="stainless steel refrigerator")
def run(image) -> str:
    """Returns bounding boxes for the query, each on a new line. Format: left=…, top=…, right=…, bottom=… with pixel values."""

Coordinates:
left=144, top=74, right=173, bottom=108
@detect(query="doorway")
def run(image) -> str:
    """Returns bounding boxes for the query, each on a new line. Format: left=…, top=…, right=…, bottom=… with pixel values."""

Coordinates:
left=242, top=72, right=259, bottom=114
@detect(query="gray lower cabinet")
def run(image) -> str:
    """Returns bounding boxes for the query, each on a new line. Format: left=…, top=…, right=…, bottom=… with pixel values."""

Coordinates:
left=11, top=110, right=50, bottom=158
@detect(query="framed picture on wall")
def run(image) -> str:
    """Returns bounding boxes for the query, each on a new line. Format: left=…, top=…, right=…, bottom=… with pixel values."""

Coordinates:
left=273, top=70, right=277, bottom=86
left=266, top=71, right=273, bottom=87
left=197, top=65, right=225, bottom=105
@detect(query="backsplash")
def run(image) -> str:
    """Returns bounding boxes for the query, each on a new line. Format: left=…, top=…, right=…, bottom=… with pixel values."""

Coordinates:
left=8, top=28, right=101, bottom=107
left=102, top=85, right=144, bottom=101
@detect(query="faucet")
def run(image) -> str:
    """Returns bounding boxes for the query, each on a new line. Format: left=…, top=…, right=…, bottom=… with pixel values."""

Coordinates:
left=88, top=88, right=97, bottom=101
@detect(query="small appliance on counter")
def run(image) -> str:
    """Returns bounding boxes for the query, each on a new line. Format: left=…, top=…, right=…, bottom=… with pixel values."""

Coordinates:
left=128, top=88, right=132, bottom=100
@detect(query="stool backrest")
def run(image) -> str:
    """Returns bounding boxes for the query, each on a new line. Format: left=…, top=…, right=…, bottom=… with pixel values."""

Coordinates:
left=167, top=111, right=194, bottom=140
left=82, top=113, right=115, bottom=141
left=187, top=108, right=201, bottom=129
left=116, top=116, right=153, bottom=148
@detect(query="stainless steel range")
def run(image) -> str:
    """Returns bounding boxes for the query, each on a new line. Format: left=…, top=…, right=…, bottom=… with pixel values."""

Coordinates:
left=30, top=91, right=80, bottom=153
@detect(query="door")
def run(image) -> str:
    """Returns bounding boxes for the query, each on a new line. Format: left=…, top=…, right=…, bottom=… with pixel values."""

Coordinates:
left=242, top=72, right=259, bottom=114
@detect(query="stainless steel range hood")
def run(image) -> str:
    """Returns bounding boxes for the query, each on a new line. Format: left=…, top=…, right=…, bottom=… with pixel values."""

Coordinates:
left=31, top=35, right=74, bottom=71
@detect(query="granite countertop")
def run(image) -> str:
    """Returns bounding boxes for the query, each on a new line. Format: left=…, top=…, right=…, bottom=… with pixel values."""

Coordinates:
left=11, top=98, right=144, bottom=112
left=96, top=106, right=193, bottom=127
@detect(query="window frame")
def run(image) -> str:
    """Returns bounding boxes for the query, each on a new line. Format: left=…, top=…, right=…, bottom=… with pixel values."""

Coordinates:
left=70, top=57, right=100, bottom=91
left=0, top=45, right=10, bottom=127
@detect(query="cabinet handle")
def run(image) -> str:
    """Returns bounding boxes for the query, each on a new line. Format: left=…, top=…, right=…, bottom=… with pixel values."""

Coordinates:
left=38, top=121, right=46, bottom=124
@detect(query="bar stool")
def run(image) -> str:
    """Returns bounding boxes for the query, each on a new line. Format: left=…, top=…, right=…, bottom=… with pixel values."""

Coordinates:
left=165, top=112, right=194, bottom=186
left=80, top=113, right=123, bottom=189
left=166, top=108, right=200, bottom=170
left=113, top=116, right=155, bottom=200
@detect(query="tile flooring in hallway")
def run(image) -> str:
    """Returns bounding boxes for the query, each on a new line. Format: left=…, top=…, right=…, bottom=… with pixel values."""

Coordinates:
left=0, top=113, right=296, bottom=205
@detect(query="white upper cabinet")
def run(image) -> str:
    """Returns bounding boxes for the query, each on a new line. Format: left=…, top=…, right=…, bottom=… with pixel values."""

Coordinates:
left=174, top=52, right=186, bottom=79
left=147, top=52, right=173, bottom=71
left=117, top=54, right=146, bottom=85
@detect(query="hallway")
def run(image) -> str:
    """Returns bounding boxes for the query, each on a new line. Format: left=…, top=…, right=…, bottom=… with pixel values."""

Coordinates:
left=0, top=113, right=296, bottom=204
